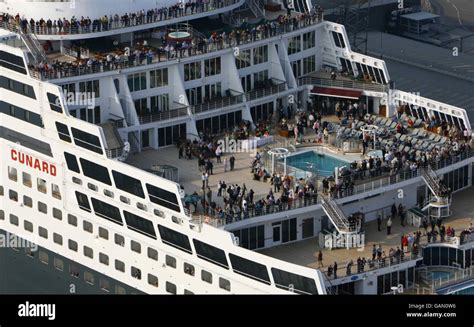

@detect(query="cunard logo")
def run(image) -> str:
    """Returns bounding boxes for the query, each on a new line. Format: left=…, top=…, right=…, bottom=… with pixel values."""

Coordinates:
left=11, top=149, right=57, bottom=176
left=18, top=301, right=56, bottom=320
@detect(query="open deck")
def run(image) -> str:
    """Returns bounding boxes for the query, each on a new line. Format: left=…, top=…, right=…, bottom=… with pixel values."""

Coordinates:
left=260, top=186, right=474, bottom=277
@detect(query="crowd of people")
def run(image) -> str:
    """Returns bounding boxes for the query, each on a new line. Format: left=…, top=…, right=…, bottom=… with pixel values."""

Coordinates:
left=0, top=0, right=233, bottom=35
left=24, top=9, right=324, bottom=79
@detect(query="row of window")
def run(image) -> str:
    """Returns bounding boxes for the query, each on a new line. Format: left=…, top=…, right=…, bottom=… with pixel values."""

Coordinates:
left=0, top=100, right=43, bottom=128
left=65, top=151, right=180, bottom=213
left=2, top=208, right=228, bottom=294
left=0, top=75, right=36, bottom=99
left=7, top=166, right=61, bottom=199
left=127, top=68, right=169, bottom=92
left=288, top=31, right=316, bottom=55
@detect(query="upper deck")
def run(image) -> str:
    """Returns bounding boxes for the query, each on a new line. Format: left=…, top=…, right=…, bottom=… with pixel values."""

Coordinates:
left=0, top=0, right=245, bottom=40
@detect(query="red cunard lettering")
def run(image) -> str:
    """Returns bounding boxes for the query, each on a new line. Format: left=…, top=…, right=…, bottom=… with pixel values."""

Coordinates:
left=10, top=149, right=57, bottom=176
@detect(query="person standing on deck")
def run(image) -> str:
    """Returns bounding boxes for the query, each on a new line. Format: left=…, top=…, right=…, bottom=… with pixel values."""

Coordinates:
left=387, top=216, right=392, bottom=235
left=317, top=250, right=323, bottom=268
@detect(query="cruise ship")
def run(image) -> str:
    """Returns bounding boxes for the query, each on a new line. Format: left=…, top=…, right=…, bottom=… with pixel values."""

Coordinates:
left=0, top=0, right=473, bottom=295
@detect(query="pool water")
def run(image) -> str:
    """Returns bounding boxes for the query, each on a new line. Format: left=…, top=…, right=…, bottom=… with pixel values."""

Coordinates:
left=286, top=150, right=350, bottom=177
left=454, top=286, right=474, bottom=295
left=431, top=271, right=453, bottom=280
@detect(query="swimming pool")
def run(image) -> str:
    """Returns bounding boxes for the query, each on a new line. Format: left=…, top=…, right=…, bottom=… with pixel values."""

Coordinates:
left=436, top=277, right=474, bottom=295
left=285, top=150, right=350, bottom=177
left=431, top=271, right=453, bottom=281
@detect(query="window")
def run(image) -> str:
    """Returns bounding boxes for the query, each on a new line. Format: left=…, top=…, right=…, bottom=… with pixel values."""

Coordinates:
left=38, top=226, right=48, bottom=239
left=21, top=172, right=31, bottom=187
left=0, top=101, right=43, bottom=127
left=303, top=56, right=316, bottom=75
left=150, top=94, right=169, bottom=113
left=115, top=286, right=126, bottom=295
left=331, top=31, right=346, bottom=48
left=9, top=189, right=19, bottom=202
left=87, top=183, right=98, bottom=192
left=271, top=268, right=318, bottom=294
left=84, top=271, right=95, bottom=285
left=71, top=128, right=103, bottom=155
left=184, top=62, right=201, bottom=81
left=148, top=274, right=159, bottom=287
left=54, top=258, right=64, bottom=271
left=68, top=239, right=78, bottom=252
left=0, top=210, right=4, bottom=220
left=201, top=270, right=213, bottom=284
left=235, top=49, right=251, bottom=69
left=69, top=264, right=79, bottom=278
left=53, top=233, right=63, bottom=245
left=38, top=201, right=47, bottom=214
left=219, top=278, right=231, bottom=292
left=166, top=282, right=177, bottom=294
left=131, top=266, right=142, bottom=279
left=25, top=247, right=34, bottom=257
left=24, top=220, right=33, bottom=232
left=0, top=76, right=36, bottom=98
left=253, top=46, right=268, bottom=65
left=193, top=239, right=229, bottom=269
left=184, top=263, right=195, bottom=276
left=147, top=247, right=158, bottom=261
left=83, top=220, right=93, bottom=233
left=146, top=184, right=180, bottom=212
left=53, top=208, right=62, bottom=220
left=72, top=177, right=82, bottom=185
left=184, top=289, right=194, bottom=295
left=166, top=255, right=176, bottom=268
left=8, top=166, right=17, bottom=181
left=98, top=227, right=109, bottom=240
left=120, top=195, right=130, bottom=204
left=67, top=214, right=77, bottom=226
left=80, top=159, right=111, bottom=185
left=303, top=31, right=315, bottom=50
left=23, top=195, right=32, bottom=208
left=91, top=198, right=123, bottom=225
left=9, top=214, right=18, bottom=226
left=114, top=234, right=125, bottom=247
left=76, top=191, right=91, bottom=212
left=99, top=253, right=109, bottom=265
left=112, top=171, right=145, bottom=198
left=115, top=260, right=125, bottom=272
left=37, top=178, right=47, bottom=193
left=123, top=211, right=156, bottom=239
left=288, top=36, right=301, bottom=55
left=158, top=224, right=192, bottom=254
left=104, top=189, right=114, bottom=198
left=78, top=80, right=100, bottom=98
left=52, top=184, right=61, bottom=199
left=131, top=240, right=141, bottom=253
left=154, top=209, right=165, bottom=218
left=64, top=152, right=80, bottom=173
left=83, top=246, right=93, bottom=259
left=150, top=68, right=168, bottom=88
left=39, top=251, right=49, bottom=265
left=55, top=122, right=71, bottom=142
left=127, top=72, right=147, bottom=92
left=136, top=202, right=147, bottom=211
left=229, top=254, right=271, bottom=284
left=204, top=57, right=221, bottom=76
left=100, top=279, right=110, bottom=292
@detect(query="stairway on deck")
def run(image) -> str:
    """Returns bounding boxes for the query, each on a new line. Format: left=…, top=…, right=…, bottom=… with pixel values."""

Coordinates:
left=100, top=122, right=124, bottom=150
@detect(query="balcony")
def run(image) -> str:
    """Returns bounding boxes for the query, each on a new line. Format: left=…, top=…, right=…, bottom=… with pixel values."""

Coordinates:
left=298, top=74, right=388, bottom=93
left=27, top=11, right=324, bottom=80
left=1, top=0, right=244, bottom=40
left=191, top=90, right=244, bottom=114
left=246, top=79, right=287, bottom=101
left=138, top=106, right=189, bottom=124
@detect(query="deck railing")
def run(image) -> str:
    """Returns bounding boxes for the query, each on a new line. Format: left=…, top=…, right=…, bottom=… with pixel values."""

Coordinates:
left=298, top=76, right=388, bottom=92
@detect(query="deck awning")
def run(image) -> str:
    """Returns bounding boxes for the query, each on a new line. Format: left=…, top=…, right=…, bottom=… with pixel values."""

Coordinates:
left=310, top=87, right=362, bottom=100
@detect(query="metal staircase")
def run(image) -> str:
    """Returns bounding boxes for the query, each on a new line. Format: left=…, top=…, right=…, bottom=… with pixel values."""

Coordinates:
left=421, top=165, right=449, bottom=199
left=100, top=122, right=125, bottom=159
left=20, top=26, right=47, bottom=64
left=247, top=0, right=265, bottom=18
left=340, top=0, right=370, bottom=52
left=321, top=196, right=359, bottom=234
left=420, top=165, right=451, bottom=219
